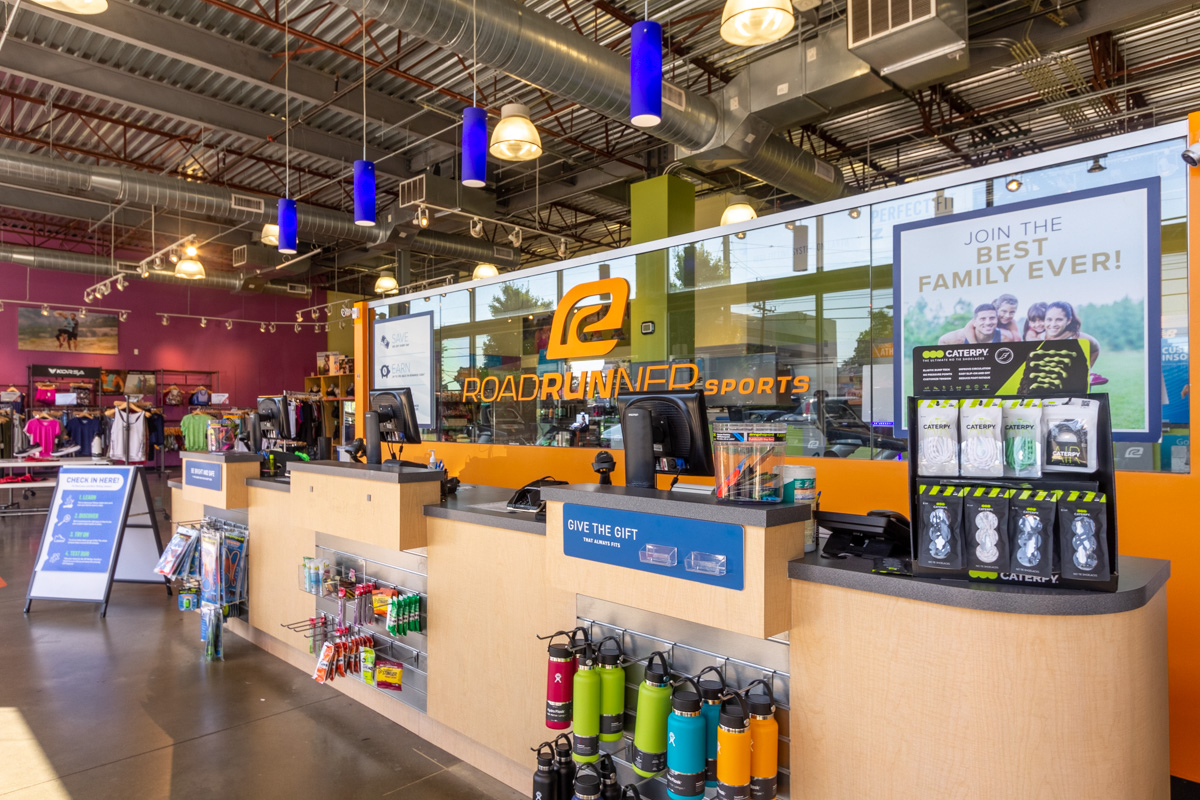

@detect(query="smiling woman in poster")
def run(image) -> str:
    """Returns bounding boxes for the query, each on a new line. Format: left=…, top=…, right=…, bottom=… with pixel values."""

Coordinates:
left=1044, top=300, right=1105, bottom=382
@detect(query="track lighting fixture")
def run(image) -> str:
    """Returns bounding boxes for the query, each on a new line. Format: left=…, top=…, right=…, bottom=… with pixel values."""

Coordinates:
left=41, top=304, right=49, bottom=316
left=78, top=308, right=86, bottom=318
left=557, top=239, right=569, bottom=259
left=470, top=217, right=484, bottom=238
left=294, top=323, right=301, bottom=333
left=508, top=227, right=523, bottom=248
left=119, top=311, right=128, bottom=322
left=116, top=276, right=126, bottom=291
left=260, top=322, right=267, bottom=332
left=225, top=319, right=233, bottom=330
left=161, top=315, right=169, bottom=326
left=311, top=309, right=319, bottom=320
left=200, top=318, right=207, bottom=328
left=269, top=323, right=277, bottom=334
left=417, top=205, right=431, bottom=228
left=296, top=311, right=304, bottom=323
left=168, top=249, right=180, bottom=264
left=339, top=320, right=346, bottom=330
left=139, top=263, right=150, bottom=278
left=83, top=289, right=94, bottom=304
left=324, top=322, right=331, bottom=332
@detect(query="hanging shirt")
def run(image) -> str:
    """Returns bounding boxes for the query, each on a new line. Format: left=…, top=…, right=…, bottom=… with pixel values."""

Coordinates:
left=189, top=388, right=211, bottom=406
left=108, top=408, right=146, bottom=462
left=24, top=417, right=61, bottom=456
left=147, top=413, right=165, bottom=450
left=65, top=416, right=102, bottom=457
left=181, top=412, right=210, bottom=452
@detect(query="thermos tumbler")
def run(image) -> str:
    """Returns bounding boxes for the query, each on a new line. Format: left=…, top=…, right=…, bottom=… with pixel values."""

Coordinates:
left=545, top=627, right=588, bottom=729
left=665, top=676, right=706, bottom=799
left=572, top=641, right=601, bottom=764
left=716, top=692, right=752, bottom=800
left=573, top=764, right=602, bottom=800
left=597, top=636, right=626, bottom=743
left=533, top=741, right=559, bottom=800
left=631, top=651, right=673, bottom=777
left=744, top=680, right=779, bottom=800
left=695, top=665, right=727, bottom=788
left=554, top=733, right=576, bottom=799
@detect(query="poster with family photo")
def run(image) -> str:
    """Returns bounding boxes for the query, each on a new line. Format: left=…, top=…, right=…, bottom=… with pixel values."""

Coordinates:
left=18, top=308, right=119, bottom=354
left=893, top=178, right=1161, bottom=439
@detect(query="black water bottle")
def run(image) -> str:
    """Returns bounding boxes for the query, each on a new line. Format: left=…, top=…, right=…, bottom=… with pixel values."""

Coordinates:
left=598, top=753, right=621, bottom=800
left=555, top=733, right=576, bottom=799
left=573, top=764, right=602, bottom=800
left=533, top=741, right=559, bottom=800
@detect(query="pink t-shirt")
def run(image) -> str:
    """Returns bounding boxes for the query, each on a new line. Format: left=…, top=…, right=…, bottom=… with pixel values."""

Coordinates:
left=24, top=417, right=61, bottom=456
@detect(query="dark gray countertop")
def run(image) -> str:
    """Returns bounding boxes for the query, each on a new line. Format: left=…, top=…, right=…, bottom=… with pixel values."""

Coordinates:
left=788, top=545, right=1169, bottom=616
left=540, top=484, right=811, bottom=527
left=246, top=476, right=291, bottom=493
left=423, top=485, right=547, bottom=535
left=168, top=480, right=182, bottom=490
left=181, top=451, right=262, bottom=464
left=287, top=460, right=444, bottom=485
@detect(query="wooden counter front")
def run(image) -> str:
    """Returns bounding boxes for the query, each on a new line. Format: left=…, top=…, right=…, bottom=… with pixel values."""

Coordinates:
left=288, top=467, right=440, bottom=550
left=178, top=453, right=260, bottom=510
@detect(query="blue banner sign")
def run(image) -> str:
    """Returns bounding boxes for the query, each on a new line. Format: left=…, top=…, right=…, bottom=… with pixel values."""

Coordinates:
left=185, top=460, right=223, bottom=490
left=562, top=503, right=745, bottom=590
left=41, top=467, right=135, bottom=574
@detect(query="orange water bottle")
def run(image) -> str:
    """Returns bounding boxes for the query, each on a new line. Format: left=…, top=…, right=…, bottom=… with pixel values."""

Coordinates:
left=716, top=691, right=751, bottom=800
left=744, top=680, right=778, bottom=800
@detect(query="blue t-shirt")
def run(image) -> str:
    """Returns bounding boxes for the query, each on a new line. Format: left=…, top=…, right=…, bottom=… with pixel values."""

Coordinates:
left=65, top=416, right=101, bottom=456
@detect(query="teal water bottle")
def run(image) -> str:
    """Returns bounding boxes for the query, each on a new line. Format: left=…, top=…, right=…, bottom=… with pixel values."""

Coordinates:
left=695, top=665, right=727, bottom=788
left=631, top=651, right=672, bottom=777
left=572, top=642, right=601, bottom=764
left=597, top=636, right=626, bottom=743
left=666, top=676, right=706, bottom=799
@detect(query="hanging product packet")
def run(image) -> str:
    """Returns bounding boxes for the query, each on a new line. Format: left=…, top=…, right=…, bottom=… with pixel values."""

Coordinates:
left=916, top=484, right=965, bottom=570
left=917, top=399, right=960, bottom=477
left=959, top=399, right=1004, bottom=478
left=1057, top=492, right=1111, bottom=582
left=964, top=487, right=1012, bottom=573
left=1008, top=489, right=1059, bottom=580
left=1043, top=398, right=1100, bottom=473
left=375, top=658, right=404, bottom=691
left=1002, top=399, right=1043, bottom=479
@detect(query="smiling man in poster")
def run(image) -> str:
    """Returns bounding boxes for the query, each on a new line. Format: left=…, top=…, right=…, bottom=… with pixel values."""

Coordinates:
left=894, top=178, right=1161, bottom=438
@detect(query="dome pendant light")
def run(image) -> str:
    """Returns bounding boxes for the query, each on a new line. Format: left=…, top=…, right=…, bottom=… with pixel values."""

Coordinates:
left=31, top=0, right=109, bottom=15
left=472, top=263, right=499, bottom=280
left=721, top=193, right=757, bottom=226
left=353, top=3, right=377, bottom=227
left=461, top=1, right=488, bottom=187
left=720, top=0, right=795, bottom=46
left=630, top=13, right=663, bottom=128
left=277, top=0, right=299, bottom=253
left=490, top=104, right=542, bottom=162
left=374, top=269, right=399, bottom=294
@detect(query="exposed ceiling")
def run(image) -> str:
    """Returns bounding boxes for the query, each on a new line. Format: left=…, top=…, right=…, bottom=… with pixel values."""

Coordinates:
left=0, top=0, right=1196, bottom=296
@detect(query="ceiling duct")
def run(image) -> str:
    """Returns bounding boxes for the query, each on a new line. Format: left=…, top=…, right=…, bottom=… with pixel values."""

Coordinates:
left=0, top=242, right=308, bottom=296
left=347, top=0, right=848, bottom=204
left=847, top=0, right=968, bottom=89
left=407, top=229, right=520, bottom=270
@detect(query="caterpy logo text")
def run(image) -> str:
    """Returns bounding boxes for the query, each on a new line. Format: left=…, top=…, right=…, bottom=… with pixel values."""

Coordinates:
left=545, top=278, right=630, bottom=359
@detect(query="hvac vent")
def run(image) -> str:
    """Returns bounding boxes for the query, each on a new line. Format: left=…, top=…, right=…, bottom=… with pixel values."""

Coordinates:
left=849, top=0, right=932, bottom=44
left=662, top=83, right=686, bottom=112
left=230, top=194, right=266, bottom=214
left=846, top=0, right=966, bottom=89
left=813, top=160, right=837, bottom=183
left=286, top=283, right=309, bottom=295
left=232, top=245, right=248, bottom=267
left=492, top=245, right=515, bottom=260
left=398, top=175, right=426, bottom=208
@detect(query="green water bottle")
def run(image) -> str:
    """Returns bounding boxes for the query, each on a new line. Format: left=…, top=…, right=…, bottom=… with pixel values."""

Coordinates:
left=631, top=651, right=672, bottom=777
left=597, top=636, right=626, bottom=743
left=572, top=642, right=601, bottom=764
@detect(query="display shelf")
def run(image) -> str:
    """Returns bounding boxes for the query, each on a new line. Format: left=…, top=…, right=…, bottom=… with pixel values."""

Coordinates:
left=303, top=374, right=354, bottom=445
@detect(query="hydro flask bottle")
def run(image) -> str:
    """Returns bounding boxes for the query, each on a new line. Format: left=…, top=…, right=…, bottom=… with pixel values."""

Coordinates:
left=533, top=741, right=559, bottom=800
left=597, top=636, right=626, bottom=743
left=716, top=692, right=752, bottom=800
left=598, top=753, right=621, bottom=800
left=554, top=733, right=576, bottom=799
left=572, top=641, right=601, bottom=764
left=695, top=665, right=727, bottom=788
left=744, top=680, right=778, bottom=800
left=573, top=764, right=602, bottom=800
left=665, top=677, right=707, bottom=800
left=631, top=651, right=672, bottom=777
left=545, top=627, right=588, bottom=729
left=621, top=787, right=642, bottom=799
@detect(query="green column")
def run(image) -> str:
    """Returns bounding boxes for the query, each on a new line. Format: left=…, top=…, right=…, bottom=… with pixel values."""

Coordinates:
left=630, top=175, right=695, bottom=362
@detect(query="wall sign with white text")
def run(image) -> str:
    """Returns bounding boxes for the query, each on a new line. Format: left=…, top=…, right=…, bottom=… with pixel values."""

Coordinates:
left=373, top=310, right=436, bottom=428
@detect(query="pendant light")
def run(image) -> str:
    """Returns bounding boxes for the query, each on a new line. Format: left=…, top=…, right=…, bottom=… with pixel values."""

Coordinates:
left=719, top=0, right=795, bottom=46
left=490, top=104, right=542, bottom=162
left=31, top=0, right=109, bottom=14
left=353, top=0, right=376, bottom=226
left=630, top=0, right=662, bottom=128
left=277, top=0, right=299, bottom=253
left=461, top=0, right=487, bottom=187
left=260, top=223, right=280, bottom=246
left=374, top=269, right=399, bottom=294
left=175, top=251, right=206, bottom=280
left=472, top=263, right=500, bottom=280
left=721, top=193, right=757, bottom=226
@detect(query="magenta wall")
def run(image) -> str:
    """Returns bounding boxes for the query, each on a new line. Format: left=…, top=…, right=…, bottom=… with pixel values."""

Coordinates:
left=0, top=264, right=327, bottom=405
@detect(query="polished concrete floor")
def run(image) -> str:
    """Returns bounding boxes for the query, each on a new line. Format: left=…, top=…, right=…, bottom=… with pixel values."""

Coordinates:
left=0, top=474, right=525, bottom=799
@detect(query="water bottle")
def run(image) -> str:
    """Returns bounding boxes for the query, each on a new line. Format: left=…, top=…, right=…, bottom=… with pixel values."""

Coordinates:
left=598, top=753, right=622, bottom=800
left=620, top=787, right=642, bottom=799
left=744, top=680, right=778, bottom=800
left=695, top=665, right=726, bottom=788
left=572, top=641, right=601, bottom=764
left=666, top=676, right=706, bottom=800
left=716, top=692, right=752, bottom=800
left=533, top=741, right=559, bottom=800
left=573, top=763, right=602, bottom=800
left=554, top=733, right=576, bottom=799
left=631, top=651, right=672, bottom=777
left=597, top=636, right=626, bottom=743
left=544, top=628, right=586, bottom=729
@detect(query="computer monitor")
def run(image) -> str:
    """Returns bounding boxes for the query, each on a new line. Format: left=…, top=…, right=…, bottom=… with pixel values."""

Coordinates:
left=617, top=390, right=715, bottom=489
left=366, top=389, right=421, bottom=465
left=248, top=396, right=285, bottom=454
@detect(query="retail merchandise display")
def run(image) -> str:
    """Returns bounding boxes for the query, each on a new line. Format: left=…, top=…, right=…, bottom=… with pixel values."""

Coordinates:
left=775, top=464, right=818, bottom=552
left=543, top=628, right=590, bottom=730
left=713, top=424, right=785, bottom=503
left=908, top=392, right=1119, bottom=591
left=529, top=735, right=655, bottom=800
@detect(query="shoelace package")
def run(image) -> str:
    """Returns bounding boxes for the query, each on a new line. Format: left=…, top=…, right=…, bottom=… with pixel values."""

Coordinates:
left=1008, top=491, right=1059, bottom=580
left=916, top=485, right=965, bottom=570
left=1043, top=398, right=1099, bottom=473
left=1002, top=400, right=1043, bottom=479
left=1057, top=493, right=1110, bottom=581
left=964, top=488, right=1013, bottom=573
left=960, top=399, right=1004, bottom=478
left=917, top=399, right=960, bottom=477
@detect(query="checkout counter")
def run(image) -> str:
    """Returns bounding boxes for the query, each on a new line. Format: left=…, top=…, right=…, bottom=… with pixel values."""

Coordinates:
left=172, top=454, right=1171, bottom=799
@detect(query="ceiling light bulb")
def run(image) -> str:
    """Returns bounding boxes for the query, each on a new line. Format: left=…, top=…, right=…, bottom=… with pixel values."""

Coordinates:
left=260, top=223, right=280, bottom=247
left=41, top=304, right=50, bottom=316
left=324, top=322, right=331, bottom=332
left=139, top=264, right=150, bottom=278
left=296, top=311, right=303, bottom=323
left=31, top=0, right=109, bottom=15
left=720, top=0, right=795, bottom=46
left=260, top=322, right=267, bottom=332
left=200, top=318, right=208, bottom=328
left=374, top=269, right=399, bottom=294
left=848, top=207, right=861, bottom=219
left=174, top=257, right=206, bottom=280
left=489, top=103, right=542, bottom=162
left=721, top=194, right=757, bottom=226
left=294, top=323, right=301, bottom=333
left=1006, top=176, right=1022, bottom=192
left=418, top=206, right=430, bottom=228
left=78, top=307, right=86, bottom=318
left=169, top=249, right=180, bottom=264
left=83, top=289, right=94, bottom=304
left=116, top=276, right=126, bottom=290
left=161, top=315, right=169, bottom=326
left=225, top=319, right=233, bottom=330
left=185, top=244, right=198, bottom=257
left=473, top=263, right=500, bottom=280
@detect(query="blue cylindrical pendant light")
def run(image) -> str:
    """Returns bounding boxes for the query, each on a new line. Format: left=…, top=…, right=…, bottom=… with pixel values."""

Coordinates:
left=630, top=20, right=663, bottom=128
left=277, top=197, right=298, bottom=254
left=353, top=159, right=376, bottom=227
left=461, top=106, right=487, bottom=188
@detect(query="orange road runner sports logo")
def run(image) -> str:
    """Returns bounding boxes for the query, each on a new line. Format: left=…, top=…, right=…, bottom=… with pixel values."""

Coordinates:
left=546, top=278, right=630, bottom=359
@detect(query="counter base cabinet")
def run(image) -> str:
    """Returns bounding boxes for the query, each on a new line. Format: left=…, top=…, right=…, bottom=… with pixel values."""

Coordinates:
left=789, top=581, right=1169, bottom=800
left=169, top=487, right=204, bottom=526
left=246, top=486, right=315, bottom=652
